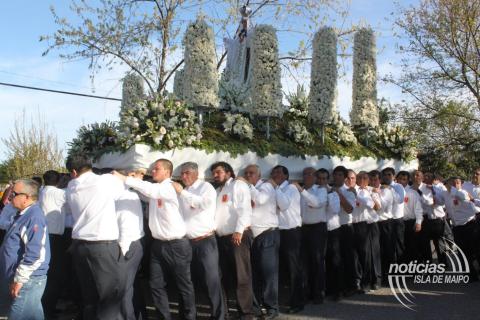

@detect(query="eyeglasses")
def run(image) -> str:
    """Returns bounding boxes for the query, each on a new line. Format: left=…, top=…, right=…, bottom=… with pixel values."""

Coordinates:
left=10, top=191, right=28, bottom=198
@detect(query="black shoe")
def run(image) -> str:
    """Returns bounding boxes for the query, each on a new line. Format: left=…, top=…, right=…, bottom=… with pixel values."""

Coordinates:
left=288, top=306, right=304, bottom=314
left=355, top=283, right=365, bottom=294
left=264, top=311, right=279, bottom=319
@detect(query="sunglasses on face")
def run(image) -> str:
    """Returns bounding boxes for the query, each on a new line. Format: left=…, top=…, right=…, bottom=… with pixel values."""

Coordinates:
left=10, top=191, right=28, bottom=198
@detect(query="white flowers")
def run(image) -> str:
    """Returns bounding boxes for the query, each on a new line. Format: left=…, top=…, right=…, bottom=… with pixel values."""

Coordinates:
left=287, top=120, right=314, bottom=146
left=182, top=18, right=219, bottom=108
left=309, top=27, right=337, bottom=124
left=350, top=27, right=379, bottom=129
left=223, top=113, right=254, bottom=140
left=330, top=112, right=357, bottom=144
left=249, top=25, right=283, bottom=117
left=377, top=125, right=417, bottom=160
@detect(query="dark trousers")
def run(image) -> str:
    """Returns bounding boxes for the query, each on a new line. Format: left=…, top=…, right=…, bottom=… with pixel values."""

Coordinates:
left=339, top=224, right=356, bottom=291
left=326, top=228, right=342, bottom=296
left=403, top=219, right=421, bottom=263
left=63, top=228, right=82, bottom=312
left=121, top=238, right=144, bottom=320
left=391, top=218, right=405, bottom=264
left=252, top=229, right=280, bottom=315
left=42, top=234, right=66, bottom=315
left=0, top=229, right=5, bottom=245
left=453, top=220, right=479, bottom=280
left=426, top=218, right=447, bottom=264
left=418, top=215, right=432, bottom=262
left=72, top=240, right=126, bottom=320
left=217, top=230, right=254, bottom=319
left=279, top=227, right=304, bottom=309
left=301, top=222, right=328, bottom=300
left=353, top=221, right=370, bottom=287
left=191, top=235, right=225, bottom=320
left=378, top=220, right=394, bottom=281
left=150, top=238, right=196, bottom=320
left=367, top=223, right=381, bottom=286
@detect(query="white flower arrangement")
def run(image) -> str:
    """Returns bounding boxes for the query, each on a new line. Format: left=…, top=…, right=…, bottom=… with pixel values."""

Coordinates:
left=377, top=125, right=417, bottom=160
left=222, top=113, right=254, bottom=140
left=68, top=120, right=119, bottom=159
left=329, top=112, right=357, bottom=144
left=120, top=73, right=145, bottom=123
left=118, top=98, right=202, bottom=150
left=218, top=75, right=251, bottom=113
left=309, top=27, right=337, bottom=124
left=249, top=25, right=283, bottom=117
left=287, top=119, right=314, bottom=146
left=173, top=69, right=185, bottom=100
left=350, top=27, right=379, bottom=129
left=183, top=18, right=219, bottom=108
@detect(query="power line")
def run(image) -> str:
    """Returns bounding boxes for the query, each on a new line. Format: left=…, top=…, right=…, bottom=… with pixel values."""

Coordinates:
left=0, top=81, right=122, bottom=101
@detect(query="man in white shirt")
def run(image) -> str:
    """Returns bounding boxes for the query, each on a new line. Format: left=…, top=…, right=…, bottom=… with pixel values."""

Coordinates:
left=381, top=167, right=406, bottom=265
left=115, top=169, right=145, bottom=320
left=243, top=164, right=279, bottom=319
left=411, top=170, right=433, bottom=262
left=39, top=170, right=69, bottom=318
left=463, top=168, right=480, bottom=212
left=211, top=161, right=254, bottom=320
left=172, top=162, right=224, bottom=320
left=65, top=155, right=126, bottom=320
left=113, top=158, right=196, bottom=320
left=293, top=167, right=328, bottom=304
left=270, top=165, right=304, bottom=314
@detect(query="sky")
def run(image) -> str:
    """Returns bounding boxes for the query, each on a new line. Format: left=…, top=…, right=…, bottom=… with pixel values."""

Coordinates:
left=0, top=0, right=418, bottom=162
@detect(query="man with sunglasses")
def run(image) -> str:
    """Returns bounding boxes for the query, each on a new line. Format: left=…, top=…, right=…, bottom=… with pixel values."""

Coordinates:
left=0, top=179, right=50, bottom=320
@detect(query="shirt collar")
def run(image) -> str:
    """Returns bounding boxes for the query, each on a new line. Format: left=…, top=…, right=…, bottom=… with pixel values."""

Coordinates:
left=18, top=203, right=35, bottom=216
left=279, top=180, right=289, bottom=189
left=187, top=179, right=202, bottom=190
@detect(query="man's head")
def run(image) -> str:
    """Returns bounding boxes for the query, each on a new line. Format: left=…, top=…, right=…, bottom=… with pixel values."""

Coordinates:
left=333, top=166, right=348, bottom=187
left=316, top=168, right=329, bottom=187
left=10, top=179, right=39, bottom=211
left=345, top=169, right=356, bottom=188
left=151, top=159, right=173, bottom=182
left=244, top=164, right=261, bottom=185
left=210, top=162, right=235, bottom=186
left=180, top=162, right=199, bottom=187
left=423, top=172, right=435, bottom=185
left=127, top=167, right=147, bottom=180
left=472, top=168, right=480, bottom=185
left=66, top=154, right=93, bottom=178
left=302, top=167, right=317, bottom=189
left=271, top=165, right=289, bottom=185
left=369, top=170, right=381, bottom=188
left=413, top=170, right=424, bottom=185
left=357, top=171, right=369, bottom=188
left=451, top=176, right=463, bottom=190
left=396, top=171, right=410, bottom=187
left=381, top=167, right=396, bottom=185
left=43, top=170, right=60, bottom=186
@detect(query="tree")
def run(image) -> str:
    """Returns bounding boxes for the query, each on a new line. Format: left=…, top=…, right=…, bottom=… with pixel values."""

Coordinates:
left=1, top=112, right=64, bottom=180
left=41, top=0, right=353, bottom=96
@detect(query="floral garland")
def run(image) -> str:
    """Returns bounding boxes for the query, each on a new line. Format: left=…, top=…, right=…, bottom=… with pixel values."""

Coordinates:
left=68, top=121, right=120, bottom=159
left=249, top=25, right=283, bottom=117
left=377, top=125, right=417, bottom=160
left=120, top=73, right=144, bottom=122
left=309, top=27, right=337, bottom=124
left=182, top=18, right=219, bottom=108
left=173, top=69, right=185, bottom=100
left=350, top=27, right=379, bottom=129
left=118, top=98, right=202, bottom=150
left=222, top=113, right=254, bottom=140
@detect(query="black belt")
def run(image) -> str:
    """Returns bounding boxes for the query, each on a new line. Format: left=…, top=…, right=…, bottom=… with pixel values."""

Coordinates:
left=73, top=239, right=117, bottom=244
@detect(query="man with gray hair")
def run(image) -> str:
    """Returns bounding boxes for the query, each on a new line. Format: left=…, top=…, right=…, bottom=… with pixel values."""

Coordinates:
left=172, top=162, right=224, bottom=319
left=0, top=179, right=50, bottom=319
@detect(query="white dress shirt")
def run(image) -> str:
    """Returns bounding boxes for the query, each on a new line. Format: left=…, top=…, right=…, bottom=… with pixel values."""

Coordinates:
left=418, top=183, right=447, bottom=219
left=0, top=203, right=17, bottom=230
left=116, top=187, right=145, bottom=255
left=215, top=178, right=252, bottom=236
left=326, top=189, right=341, bottom=231
left=390, top=181, right=406, bottom=219
left=403, top=186, right=424, bottom=224
left=66, top=172, right=124, bottom=241
left=352, top=187, right=376, bottom=223
left=250, top=180, right=278, bottom=238
left=375, top=186, right=394, bottom=221
left=300, top=185, right=328, bottom=225
left=463, top=181, right=480, bottom=213
left=339, top=185, right=355, bottom=225
left=39, top=185, right=68, bottom=235
left=447, top=189, right=477, bottom=226
left=178, top=179, right=217, bottom=239
left=276, top=181, right=302, bottom=230
left=125, top=176, right=186, bottom=241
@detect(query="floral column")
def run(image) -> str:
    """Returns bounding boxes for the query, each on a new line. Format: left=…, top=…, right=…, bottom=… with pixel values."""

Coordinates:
left=120, top=73, right=145, bottom=122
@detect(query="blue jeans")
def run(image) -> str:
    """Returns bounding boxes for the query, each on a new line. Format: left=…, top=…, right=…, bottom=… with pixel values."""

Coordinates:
left=6, top=275, right=47, bottom=320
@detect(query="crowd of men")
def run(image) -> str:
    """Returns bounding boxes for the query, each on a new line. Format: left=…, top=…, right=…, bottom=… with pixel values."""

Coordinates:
left=0, top=154, right=479, bottom=320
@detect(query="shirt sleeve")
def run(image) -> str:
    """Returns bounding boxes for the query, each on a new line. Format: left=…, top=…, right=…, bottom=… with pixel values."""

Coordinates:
left=276, top=185, right=292, bottom=211
left=327, top=192, right=341, bottom=215
left=104, top=174, right=129, bottom=201
left=252, top=182, right=274, bottom=206
left=14, top=214, right=48, bottom=284
left=125, top=177, right=176, bottom=201
left=232, top=181, right=252, bottom=234
left=180, top=184, right=215, bottom=211
left=392, top=183, right=406, bottom=204
left=412, top=192, right=424, bottom=224
left=301, top=187, right=327, bottom=208
left=357, top=191, right=374, bottom=209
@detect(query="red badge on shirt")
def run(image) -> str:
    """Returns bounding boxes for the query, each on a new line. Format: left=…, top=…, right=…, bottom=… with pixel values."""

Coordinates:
left=251, top=200, right=256, bottom=208
left=157, top=199, right=163, bottom=208
left=356, top=200, right=360, bottom=207
left=404, top=196, right=409, bottom=203
left=222, top=194, right=228, bottom=203
left=453, top=199, right=459, bottom=206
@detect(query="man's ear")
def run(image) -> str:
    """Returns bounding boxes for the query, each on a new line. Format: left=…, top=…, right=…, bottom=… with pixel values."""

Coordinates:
left=70, top=170, right=78, bottom=178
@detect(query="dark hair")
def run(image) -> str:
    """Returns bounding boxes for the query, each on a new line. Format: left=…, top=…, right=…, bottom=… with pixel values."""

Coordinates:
left=66, top=155, right=92, bottom=173
left=396, top=170, right=410, bottom=179
left=368, top=170, right=381, bottom=179
left=32, top=176, right=43, bottom=186
left=272, top=165, right=289, bottom=179
left=381, top=167, right=395, bottom=175
left=316, top=168, right=330, bottom=179
left=333, top=166, right=348, bottom=178
left=347, top=169, right=356, bottom=176
left=210, top=161, right=236, bottom=179
left=43, top=170, right=60, bottom=186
